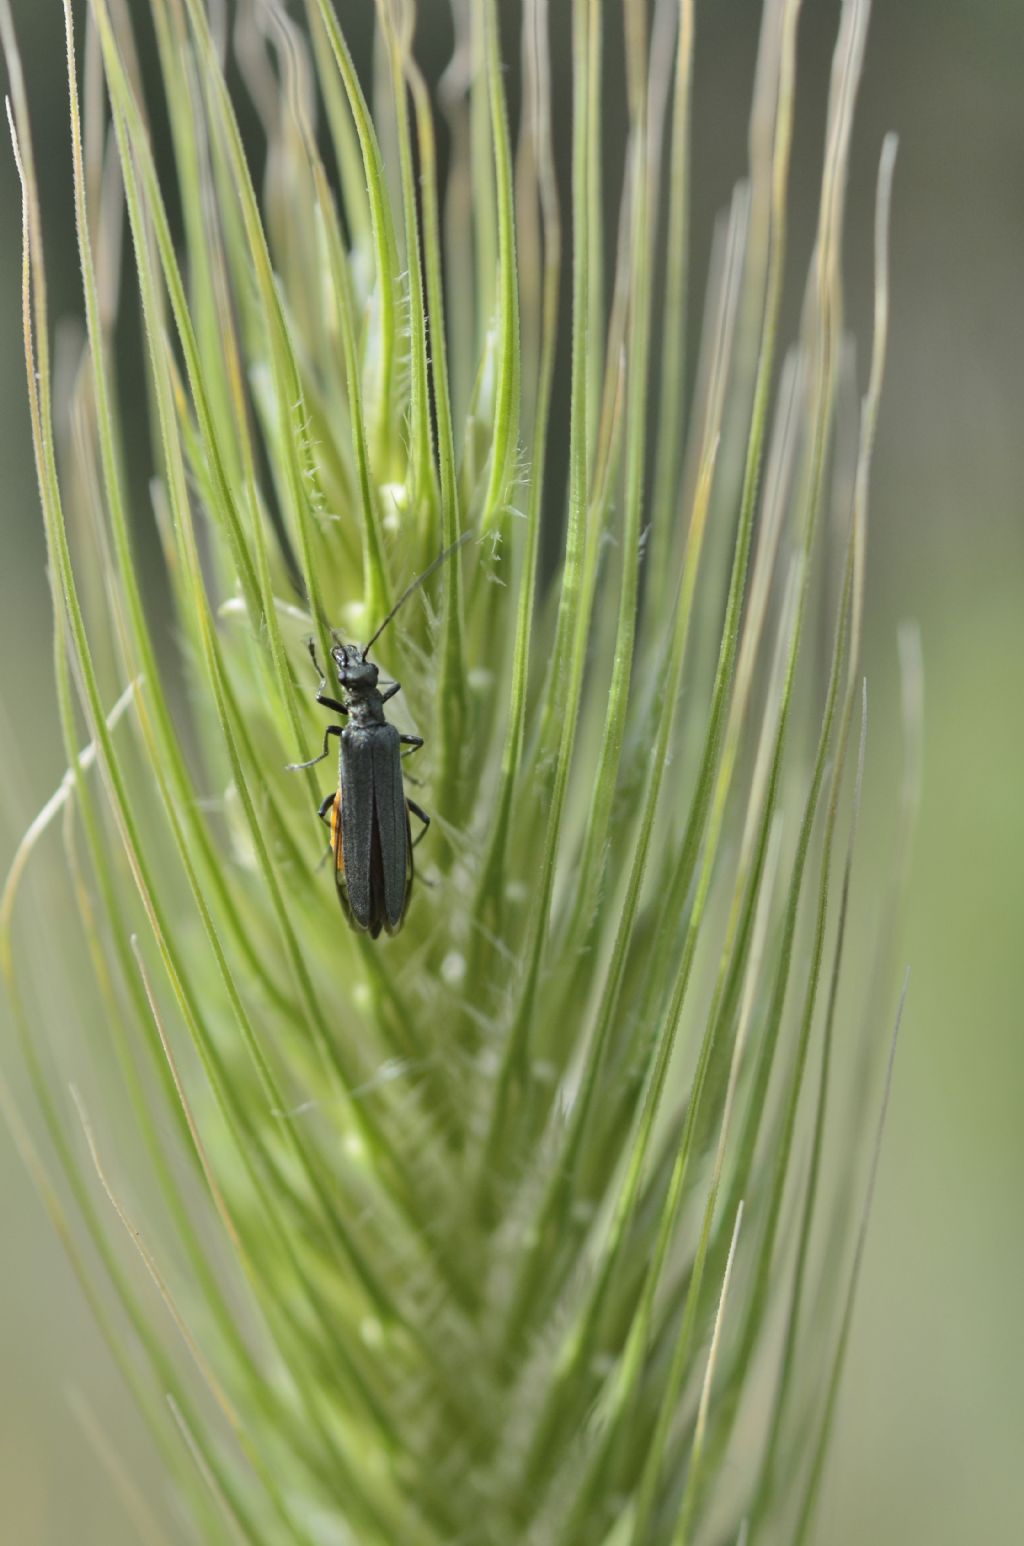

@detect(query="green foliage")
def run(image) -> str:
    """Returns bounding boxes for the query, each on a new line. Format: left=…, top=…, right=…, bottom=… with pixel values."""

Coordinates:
left=0, top=0, right=911, bottom=1541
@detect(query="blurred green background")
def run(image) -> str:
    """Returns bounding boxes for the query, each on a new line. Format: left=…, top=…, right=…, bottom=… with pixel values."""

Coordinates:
left=1, top=1, right=1021, bottom=1540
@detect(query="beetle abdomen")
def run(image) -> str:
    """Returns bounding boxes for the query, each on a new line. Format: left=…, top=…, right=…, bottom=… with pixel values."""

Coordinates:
left=340, top=722, right=411, bottom=936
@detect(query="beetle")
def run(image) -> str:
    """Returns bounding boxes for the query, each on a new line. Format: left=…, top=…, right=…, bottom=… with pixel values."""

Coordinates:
left=286, top=538, right=468, bottom=937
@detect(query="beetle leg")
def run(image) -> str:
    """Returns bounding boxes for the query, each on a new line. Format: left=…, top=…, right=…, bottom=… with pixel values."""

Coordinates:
left=380, top=679, right=402, bottom=704
left=317, top=792, right=335, bottom=825
left=286, top=723, right=342, bottom=771
left=407, top=798, right=430, bottom=848
left=305, top=638, right=349, bottom=715
left=400, top=740, right=423, bottom=785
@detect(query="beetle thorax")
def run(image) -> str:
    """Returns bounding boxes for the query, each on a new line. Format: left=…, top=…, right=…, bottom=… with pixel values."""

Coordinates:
left=345, top=690, right=385, bottom=727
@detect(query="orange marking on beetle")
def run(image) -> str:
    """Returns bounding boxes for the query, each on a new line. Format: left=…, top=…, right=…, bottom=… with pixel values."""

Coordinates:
left=330, top=790, right=345, bottom=876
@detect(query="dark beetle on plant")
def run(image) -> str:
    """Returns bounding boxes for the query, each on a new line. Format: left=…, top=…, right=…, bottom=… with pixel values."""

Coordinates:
left=286, top=537, right=468, bottom=937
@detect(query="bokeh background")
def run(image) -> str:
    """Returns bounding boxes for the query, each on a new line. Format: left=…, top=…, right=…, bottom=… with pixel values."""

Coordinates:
left=1, top=1, right=1021, bottom=1540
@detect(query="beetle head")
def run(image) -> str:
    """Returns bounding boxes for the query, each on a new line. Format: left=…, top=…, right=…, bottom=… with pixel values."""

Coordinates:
left=330, top=639, right=379, bottom=694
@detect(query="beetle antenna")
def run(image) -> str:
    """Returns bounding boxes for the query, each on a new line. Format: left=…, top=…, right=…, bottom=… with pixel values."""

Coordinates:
left=362, top=532, right=472, bottom=659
